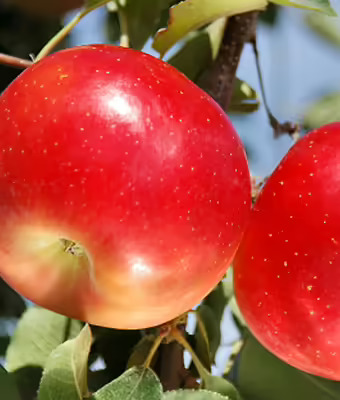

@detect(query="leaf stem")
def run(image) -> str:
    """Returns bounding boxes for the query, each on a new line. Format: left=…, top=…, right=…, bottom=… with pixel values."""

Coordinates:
left=190, top=310, right=210, bottom=352
left=171, top=327, right=209, bottom=383
left=143, top=334, right=163, bottom=369
left=35, top=0, right=112, bottom=62
left=250, top=36, right=300, bottom=140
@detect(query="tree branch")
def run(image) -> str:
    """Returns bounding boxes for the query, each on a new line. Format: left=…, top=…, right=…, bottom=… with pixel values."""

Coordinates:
left=199, top=11, right=259, bottom=111
left=155, top=13, right=262, bottom=390
left=0, top=53, right=33, bottom=69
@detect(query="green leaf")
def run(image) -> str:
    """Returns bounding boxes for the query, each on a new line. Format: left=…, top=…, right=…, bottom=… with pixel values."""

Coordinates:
left=117, top=0, right=166, bottom=50
left=152, top=0, right=268, bottom=57
left=303, top=92, right=340, bottom=129
left=127, top=335, right=157, bottom=368
left=203, top=375, right=242, bottom=400
left=6, top=307, right=82, bottom=372
left=164, top=389, right=231, bottom=399
left=12, top=366, right=43, bottom=400
left=229, top=79, right=260, bottom=114
left=270, top=0, right=336, bottom=16
left=84, top=0, right=111, bottom=9
left=233, top=333, right=340, bottom=400
left=306, top=13, right=340, bottom=46
left=199, top=282, right=229, bottom=358
left=91, top=367, right=162, bottom=400
left=195, top=305, right=220, bottom=368
left=228, top=296, right=246, bottom=327
left=0, top=336, right=10, bottom=357
left=0, top=365, right=21, bottom=400
left=38, top=325, right=92, bottom=400
left=0, top=278, right=26, bottom=318
left=168, top=17, right=227, bottom=82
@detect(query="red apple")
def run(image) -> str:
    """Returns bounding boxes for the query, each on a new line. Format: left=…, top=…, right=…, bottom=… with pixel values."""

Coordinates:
left=9, top=0, right=83, bottom=16
left=234, top=122, right=340, bottom=380
left=0, top=45, right=251, bottom=329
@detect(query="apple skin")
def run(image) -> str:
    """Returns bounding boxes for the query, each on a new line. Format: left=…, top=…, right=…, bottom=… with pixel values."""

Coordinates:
left=10, top=0, right=83, bottom=16
left=0, top=45, right=251, bottom=329
left=234, top=122, right=340, bottom=380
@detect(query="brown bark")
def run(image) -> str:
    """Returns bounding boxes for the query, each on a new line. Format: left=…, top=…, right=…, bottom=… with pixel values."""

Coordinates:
left=199, top=11, right=259, bottom=111
left=0, top=53, right=33, bottom=69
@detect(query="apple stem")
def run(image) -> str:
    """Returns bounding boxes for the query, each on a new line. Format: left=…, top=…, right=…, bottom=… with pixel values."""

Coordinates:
left=35, top=0, right=112, bottom=62
left=0, top=53, right=33, bottom=69
left=171, top=327, right=210, bottom=384
left=143, top=334, right=164, bottom=369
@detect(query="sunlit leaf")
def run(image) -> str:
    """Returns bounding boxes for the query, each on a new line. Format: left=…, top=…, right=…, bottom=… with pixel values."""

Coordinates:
left=203, top=374, right=242, bottom=400
left=38, top=325, right=92, bottom=400
left=270, top=0, right=336, bottom=16
left=152, top=0, right=267, bottom=57
left=168, top=17, right=227, bottom=82
left=91, top=367, right=162, bottom=400
left=164, top=389, right=230, bottom=399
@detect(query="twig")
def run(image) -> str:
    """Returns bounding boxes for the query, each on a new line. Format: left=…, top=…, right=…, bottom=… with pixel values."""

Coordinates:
left=117, top=6, right=130, bottom=48
left=0, top=53, right=33, bottom=69
left=158, top=341, right=186, bottom=391
left=250, top=36, right=300, bottom=140
left=199, top=11, right=259, bottom=111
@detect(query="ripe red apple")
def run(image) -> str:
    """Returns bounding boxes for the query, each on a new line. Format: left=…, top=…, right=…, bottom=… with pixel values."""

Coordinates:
left=9, top=0, right=83, bottom=16
left=0, top=45, right=251, bottom=329
left=234, top=122, right=340, bottom=380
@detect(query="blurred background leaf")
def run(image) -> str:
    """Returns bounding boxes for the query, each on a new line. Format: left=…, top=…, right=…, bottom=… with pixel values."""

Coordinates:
left=115, top=0, right=165, bottom=50
left=229, top=333, right=340, bottom=400
left=306, top=12, right=340, bottom=47
left=6, top=307, right=82, bottom=372
left=0, top=365, right=21, bottom=400
left=303, top=92, right=340, bottom=128
left=0, top=279, right=25, bottom=319
left=0, top=3, right=62, bottom=92
left=270, top=0, right=336, bottom=15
